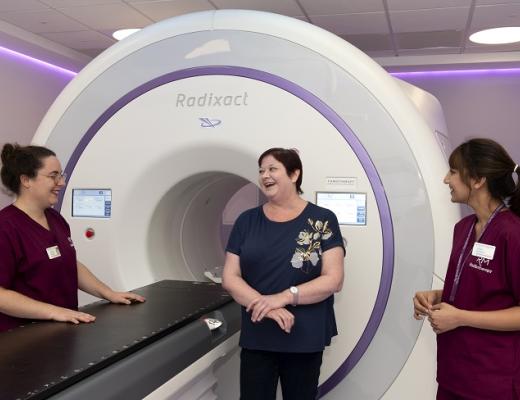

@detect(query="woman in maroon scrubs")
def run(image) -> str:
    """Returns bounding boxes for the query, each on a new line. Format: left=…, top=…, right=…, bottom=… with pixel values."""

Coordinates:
left=0, top=143, right=144, bottom=332
left=413, top=138, right=520, bottom=400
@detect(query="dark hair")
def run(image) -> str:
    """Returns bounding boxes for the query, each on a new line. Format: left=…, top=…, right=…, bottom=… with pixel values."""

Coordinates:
left=449, top=138, right=519, bottom=216
left=1, top=143, right=56, bottom=195
left=258, top=148, right=303, bottom=194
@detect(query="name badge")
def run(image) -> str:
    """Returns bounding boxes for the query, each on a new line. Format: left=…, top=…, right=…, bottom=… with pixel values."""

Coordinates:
left=46, top=245, right=61, bottom=259
left=472, top=242, right=495, bottom=260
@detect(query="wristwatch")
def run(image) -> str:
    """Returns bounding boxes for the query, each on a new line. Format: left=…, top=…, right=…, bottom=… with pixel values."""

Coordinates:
left=289, top=286, right=299, bottom=306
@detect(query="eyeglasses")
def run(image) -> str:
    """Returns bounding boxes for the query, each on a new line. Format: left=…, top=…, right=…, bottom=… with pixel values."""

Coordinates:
left=40, top=172, right=67, bottom=183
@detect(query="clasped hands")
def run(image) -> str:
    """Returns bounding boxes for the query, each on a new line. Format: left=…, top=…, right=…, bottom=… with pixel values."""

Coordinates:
left=413, top=291, right=462, bottom=334
left=246, top=293, right=294, bottom=334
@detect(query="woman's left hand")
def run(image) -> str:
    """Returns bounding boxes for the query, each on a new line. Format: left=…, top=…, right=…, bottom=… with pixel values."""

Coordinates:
left=428, top=302, right=462, bottom=334
left=266, top=308, right=295, bottom=333
left=247, top=293, right=289, bottom=322
left=105, top=291, right=146, bottom=305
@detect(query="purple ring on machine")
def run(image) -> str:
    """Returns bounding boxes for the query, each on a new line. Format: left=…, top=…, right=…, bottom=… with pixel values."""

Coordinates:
left=57, top=65, right=394, bottom=397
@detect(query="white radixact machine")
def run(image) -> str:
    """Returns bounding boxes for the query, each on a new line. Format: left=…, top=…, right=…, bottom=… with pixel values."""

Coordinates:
left=33, top=10, right=460, bottom=400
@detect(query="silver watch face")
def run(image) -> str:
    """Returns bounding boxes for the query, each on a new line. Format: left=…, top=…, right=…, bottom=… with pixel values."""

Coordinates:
left=290, top=286, right=298, bottom=294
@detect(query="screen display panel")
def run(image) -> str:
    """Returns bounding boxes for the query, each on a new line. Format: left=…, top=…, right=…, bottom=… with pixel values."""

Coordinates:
left=316, top=192, right=366, bottom=225
left=72, top=189, right=112, bottom=218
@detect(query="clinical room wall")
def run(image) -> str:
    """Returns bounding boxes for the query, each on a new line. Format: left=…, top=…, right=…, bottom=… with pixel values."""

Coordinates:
left=397, top=72, right=520, bottom=167
left=0, top=52, right=73, bottom=207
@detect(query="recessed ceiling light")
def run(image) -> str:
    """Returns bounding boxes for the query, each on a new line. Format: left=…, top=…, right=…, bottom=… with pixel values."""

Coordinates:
left=112, top=28, right=141, bottom=41
left=469, top=27, right=520, bottom=44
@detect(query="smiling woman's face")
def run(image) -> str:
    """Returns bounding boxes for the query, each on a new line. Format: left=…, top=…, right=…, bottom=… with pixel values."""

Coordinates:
left=23, top=156, right=66, bottom=209
left=443, top=168, right=471, bottom=204
left=258, top=154, right=299, bottom=201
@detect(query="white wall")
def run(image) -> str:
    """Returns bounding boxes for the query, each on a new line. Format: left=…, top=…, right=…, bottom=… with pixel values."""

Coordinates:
left=398, top=72, right=520, bottom=167
left=0, top=52, right=73, bottom=207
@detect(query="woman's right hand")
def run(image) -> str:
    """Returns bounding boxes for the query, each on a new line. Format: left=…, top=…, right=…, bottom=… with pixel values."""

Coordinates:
left=413, top=290, right=442, bottom=320
left=266, top=308, right=295, bottom=333
left=0, top=287, right=97, bottom=325
left=49, top=306, right=96, bottom=324
left=247, top=293, right=290, bottom=322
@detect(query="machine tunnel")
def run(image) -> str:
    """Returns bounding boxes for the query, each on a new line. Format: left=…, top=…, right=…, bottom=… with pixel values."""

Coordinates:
left=148, top=171, right=258, bottom=283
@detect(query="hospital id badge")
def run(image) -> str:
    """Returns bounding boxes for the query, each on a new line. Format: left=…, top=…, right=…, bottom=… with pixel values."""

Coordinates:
left=46, top=245, right=61, bottom=259
left=471, top=242, right=495, bottom=260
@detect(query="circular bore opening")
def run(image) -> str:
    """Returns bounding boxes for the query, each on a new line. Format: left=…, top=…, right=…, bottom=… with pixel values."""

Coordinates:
left=147, top=172, right=263, bottom=282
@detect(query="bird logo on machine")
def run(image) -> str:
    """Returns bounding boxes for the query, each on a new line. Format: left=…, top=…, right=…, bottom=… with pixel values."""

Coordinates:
left=199, top=118, right=222, bottom=128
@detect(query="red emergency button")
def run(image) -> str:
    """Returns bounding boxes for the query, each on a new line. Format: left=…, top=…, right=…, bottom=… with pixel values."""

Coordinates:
left=85, top=228, right=95, bottom=239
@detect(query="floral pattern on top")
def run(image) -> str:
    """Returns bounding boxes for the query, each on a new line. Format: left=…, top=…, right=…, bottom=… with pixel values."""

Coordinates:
left=291, top=218, right=333, bottom=273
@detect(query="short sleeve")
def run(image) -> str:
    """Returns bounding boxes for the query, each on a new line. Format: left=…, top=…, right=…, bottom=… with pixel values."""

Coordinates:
left=321, top=210, right=345, bottom=256
left=0, top=228, right=17, bottom=288
left=225, top=212, right=247, bottom=256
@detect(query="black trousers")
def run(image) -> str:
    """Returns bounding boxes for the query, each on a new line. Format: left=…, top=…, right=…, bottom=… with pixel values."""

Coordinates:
left=240, top=348, right=323, bottom=400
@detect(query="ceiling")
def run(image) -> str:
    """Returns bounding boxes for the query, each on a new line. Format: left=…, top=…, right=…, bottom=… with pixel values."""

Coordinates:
left=1, top=0, right=520, bottom=70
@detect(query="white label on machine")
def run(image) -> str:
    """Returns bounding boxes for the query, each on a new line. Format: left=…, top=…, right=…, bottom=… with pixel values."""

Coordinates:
left=326, top=176, right=357, bottom=187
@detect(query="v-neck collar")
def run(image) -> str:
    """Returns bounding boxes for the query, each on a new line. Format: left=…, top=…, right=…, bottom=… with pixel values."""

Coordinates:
left=10, top=204, right=52, bottom=232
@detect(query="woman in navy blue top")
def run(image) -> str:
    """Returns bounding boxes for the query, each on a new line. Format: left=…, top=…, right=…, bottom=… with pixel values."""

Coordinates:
left=223, top=148, right=345, bottom=400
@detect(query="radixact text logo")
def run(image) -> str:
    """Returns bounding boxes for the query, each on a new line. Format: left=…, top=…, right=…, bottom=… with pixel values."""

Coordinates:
left=176, top=92, right=249, bottom=107
left=199, top=118, right=222, bottom=128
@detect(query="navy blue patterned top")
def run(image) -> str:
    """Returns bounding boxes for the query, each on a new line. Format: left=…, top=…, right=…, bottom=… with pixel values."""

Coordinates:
left=226, top=202, right=345, bottom=353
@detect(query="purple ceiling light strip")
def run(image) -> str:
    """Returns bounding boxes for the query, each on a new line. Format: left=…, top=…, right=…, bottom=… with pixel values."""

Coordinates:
left=390, top=67, right=520, bottom=78
left=57, top=65, right=394, bottom=397
left=0, top=45, right=78, bottom=76
left=2, top=44, right=519, bottom=79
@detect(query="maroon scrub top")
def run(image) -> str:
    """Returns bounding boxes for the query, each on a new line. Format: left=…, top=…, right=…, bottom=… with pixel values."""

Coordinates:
left=0, top=205, right=78, bottom=332
left=438, top=209, right=520, bottom=399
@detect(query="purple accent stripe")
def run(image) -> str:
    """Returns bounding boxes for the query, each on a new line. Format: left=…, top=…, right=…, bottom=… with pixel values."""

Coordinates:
left=56, top=65, right=394, bottom=396
left=390, top=68, right=520, bottom=77
left=0, top=45, right=78, bottom=76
